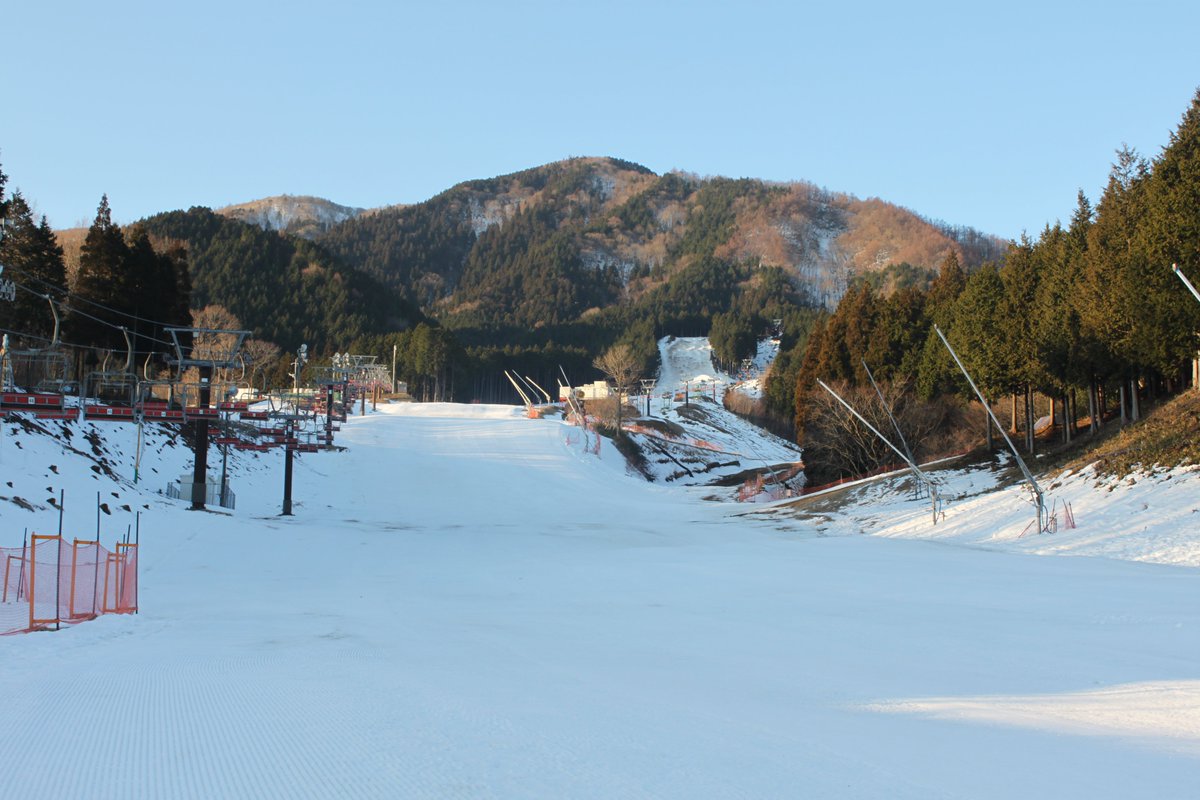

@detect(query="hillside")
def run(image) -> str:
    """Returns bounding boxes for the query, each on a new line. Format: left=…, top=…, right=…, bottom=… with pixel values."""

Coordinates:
left=318, top=157, right=1006, bottom=326
left=1069, top=389, right=1200, bottom=475
left=137, top=207, right=424, bottom=353
left=51, top=226, right=86, bottom=283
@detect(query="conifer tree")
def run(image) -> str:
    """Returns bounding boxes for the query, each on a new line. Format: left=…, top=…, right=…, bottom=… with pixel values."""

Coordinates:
left=926, top=251, right=966, bottom=313
left=948, top=264, right=1012, bottom=406
left=792, top=312, right=831, bottom=433
left=1137, top=89, right=1200, bottom=383
left=0, top=192, right=68, bottom=344
left=915, top=251, right=969, bottom=399
left=1081, top=147, right=1151, bottom=418
left=121, top=228, right=191, bottom=358
left=1063, top=191, right=1108, bottom=430
left=71, top=195, right=134, bottom=350
left=124, top=229, right=165, bottom=355
left=865, top=286, right=926, bottom=381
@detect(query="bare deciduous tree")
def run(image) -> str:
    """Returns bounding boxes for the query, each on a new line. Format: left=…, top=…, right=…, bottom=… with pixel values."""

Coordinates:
left=801, top=379, right=948, bottom=482
left=241, top=338, right=281, bottom=392
left=593, top=343, right=642, bottom=431
left=183, top=305, right=247, bottom=389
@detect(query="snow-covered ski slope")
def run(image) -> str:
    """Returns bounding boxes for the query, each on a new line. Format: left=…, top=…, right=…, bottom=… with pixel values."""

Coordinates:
left=1, top=393, right=1199, bottom=797
left=631, top=337, right=801, bottom=487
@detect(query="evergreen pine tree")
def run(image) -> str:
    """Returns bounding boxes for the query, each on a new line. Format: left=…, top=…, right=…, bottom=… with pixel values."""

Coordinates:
left=915, top=251, right=970, bottom=399
left=792, top=312, right=831, bottom=434
left=0, top=193, right=68, bottom=344
left=1080, top=146, right=1152, bottom=419
left=71, top=195, right=134, bottom=350
left=865, top=286, right=927, bottom=381
left=1137, top=89, right=1200, bottom=381
left=949, top=264, right=1013, bottom=403
left=926, top=251, right=966, bottom=313
left=124, top=229, right=163, bottom=356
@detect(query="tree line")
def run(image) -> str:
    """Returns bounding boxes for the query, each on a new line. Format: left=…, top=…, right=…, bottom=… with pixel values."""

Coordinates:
left=767, top=89, right=1200, bottom=481
left=0, top=183, right=192, bottom=367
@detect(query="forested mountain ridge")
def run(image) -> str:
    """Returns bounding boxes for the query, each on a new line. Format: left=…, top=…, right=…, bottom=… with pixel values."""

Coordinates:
left=52, top=158, right=1001, bottom=354
left=35, top=156, right=1004, bottom=406
left=137, top=207, right=423, bottom=353
left=316, top=156, right=1005, bottom=326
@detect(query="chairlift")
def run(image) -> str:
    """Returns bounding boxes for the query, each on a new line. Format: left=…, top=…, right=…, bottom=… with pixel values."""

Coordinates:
left=135, top=379, right=186, bottom=422
left=1, top=296, right=73, bottom=396
left=84, top=328, right=139, bottom=413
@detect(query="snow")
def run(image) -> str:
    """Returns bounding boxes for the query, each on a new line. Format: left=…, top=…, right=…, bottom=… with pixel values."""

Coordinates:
left=723, top=337, right=780, bottom=401
left=628, top=337, right=801, bottom=487
left=653, top=336, right=725, bottom=394
left=2, top=358, right=1200, bottom=796
left=760, top=455, right=1200, bottom=568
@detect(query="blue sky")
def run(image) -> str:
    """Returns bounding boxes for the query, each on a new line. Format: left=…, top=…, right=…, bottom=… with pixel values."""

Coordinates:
left=4, top=1, right=1198, bottom=240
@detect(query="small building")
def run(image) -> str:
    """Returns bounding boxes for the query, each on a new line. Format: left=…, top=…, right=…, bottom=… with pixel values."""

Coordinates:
left=167, top=472, right=235, bottom=510
left=559, top=381, right=611, bottom=402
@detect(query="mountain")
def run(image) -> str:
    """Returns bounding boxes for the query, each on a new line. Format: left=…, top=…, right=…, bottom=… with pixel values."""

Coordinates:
left=217, top=195, right=370, bottom=239
left=53, top=158, right=1005, bottom=385
left=317, top=157, right=1006, bottom=329
left=137, top=207, right=423, bottom=353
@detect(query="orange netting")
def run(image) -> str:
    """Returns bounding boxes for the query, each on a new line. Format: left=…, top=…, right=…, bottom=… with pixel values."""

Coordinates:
left=1, top=536, right=138, bottom=635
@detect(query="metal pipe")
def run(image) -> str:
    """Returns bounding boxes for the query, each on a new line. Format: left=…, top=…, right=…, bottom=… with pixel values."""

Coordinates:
left=933, top=325, right=1045, bottom=532
left=816, top=379, right=941, bottom=525
left=862, top=360, right=916, bottom=467
left=1173, top=263, right=1200, bottom=304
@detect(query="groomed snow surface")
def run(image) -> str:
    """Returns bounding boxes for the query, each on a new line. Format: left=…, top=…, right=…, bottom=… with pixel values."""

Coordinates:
left=2, top=377, right=1199, bottom=797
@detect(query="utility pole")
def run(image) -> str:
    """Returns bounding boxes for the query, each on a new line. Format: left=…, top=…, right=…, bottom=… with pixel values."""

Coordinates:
left=1, top=333, right=7, bottom=463
left=219, top=420, right=230, bottom=509
left=641, top=379, right=655, bottom=417
left=324, top=383, right=335, bottom=449
left=391, top=343, right=397, bottom=394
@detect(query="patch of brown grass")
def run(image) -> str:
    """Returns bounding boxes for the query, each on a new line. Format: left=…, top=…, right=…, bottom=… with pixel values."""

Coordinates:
left=1068, top=390, right=1200, bottom=476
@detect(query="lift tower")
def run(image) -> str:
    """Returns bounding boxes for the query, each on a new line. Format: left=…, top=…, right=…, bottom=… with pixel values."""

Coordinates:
left=166, top=327, right=249, bottom=510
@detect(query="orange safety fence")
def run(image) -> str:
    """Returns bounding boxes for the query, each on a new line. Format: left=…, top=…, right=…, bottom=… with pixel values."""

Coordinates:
left=1, top=536, right=137, bottom=635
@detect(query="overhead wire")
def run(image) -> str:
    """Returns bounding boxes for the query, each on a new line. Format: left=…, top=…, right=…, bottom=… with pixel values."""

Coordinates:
left=0, top=260, right=188, bottom=336
left=3, top=271, right=180, bottom=350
